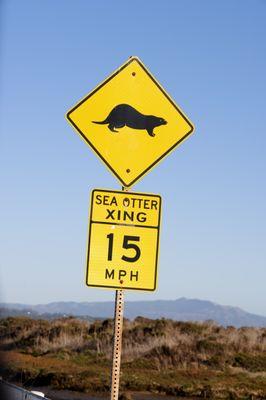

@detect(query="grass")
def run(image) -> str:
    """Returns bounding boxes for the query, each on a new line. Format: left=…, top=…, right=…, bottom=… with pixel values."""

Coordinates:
left=0, top=316, right=265, bottom=398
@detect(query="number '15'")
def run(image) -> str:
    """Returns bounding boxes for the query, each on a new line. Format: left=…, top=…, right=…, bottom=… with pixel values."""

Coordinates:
left=106, top=233, right=141, bottom=263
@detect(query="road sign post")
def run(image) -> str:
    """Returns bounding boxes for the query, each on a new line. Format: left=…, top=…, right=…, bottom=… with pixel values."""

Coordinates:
left=111, top=288, right=124, bottom=400
left=66, top=56, right=194, bottom=400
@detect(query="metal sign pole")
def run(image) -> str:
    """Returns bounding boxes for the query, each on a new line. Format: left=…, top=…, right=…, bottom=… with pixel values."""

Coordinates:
left=110, top=186, right=129, bottom=400
left=110, top=288, right=125, bottom=400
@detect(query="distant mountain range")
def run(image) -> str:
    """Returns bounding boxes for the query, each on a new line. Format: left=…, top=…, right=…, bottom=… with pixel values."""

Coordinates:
left=1, top=298, right=266, bottom=327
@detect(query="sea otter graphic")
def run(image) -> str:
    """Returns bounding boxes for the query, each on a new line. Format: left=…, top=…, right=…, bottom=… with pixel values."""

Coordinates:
left=92, top=104, right=167, bottom=137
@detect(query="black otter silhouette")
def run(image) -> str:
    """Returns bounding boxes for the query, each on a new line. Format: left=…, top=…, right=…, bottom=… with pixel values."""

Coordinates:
left=92, top=104, right=167, bottom=137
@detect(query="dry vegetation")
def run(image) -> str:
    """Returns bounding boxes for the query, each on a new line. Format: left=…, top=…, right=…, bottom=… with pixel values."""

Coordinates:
left=0, top=316, right=266, bottom=398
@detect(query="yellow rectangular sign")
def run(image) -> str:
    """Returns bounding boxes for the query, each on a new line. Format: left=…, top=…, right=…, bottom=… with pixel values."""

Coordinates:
left=86, top=189, right=161, bottom=291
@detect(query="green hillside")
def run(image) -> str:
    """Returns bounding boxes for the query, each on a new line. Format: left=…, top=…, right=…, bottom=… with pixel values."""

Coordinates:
left=0, top=316, right=265, bottom=399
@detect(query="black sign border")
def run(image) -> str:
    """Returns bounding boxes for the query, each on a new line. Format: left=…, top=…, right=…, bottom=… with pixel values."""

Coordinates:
left=66, top=57, right=194, bottom=187
left=86, top=189, right=161, bottom=291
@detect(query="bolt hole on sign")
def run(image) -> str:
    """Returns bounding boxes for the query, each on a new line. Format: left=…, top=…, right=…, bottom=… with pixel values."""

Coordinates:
left=86, top=189, right=161, bottom=291
left=66, top=56, right=194, bottom=187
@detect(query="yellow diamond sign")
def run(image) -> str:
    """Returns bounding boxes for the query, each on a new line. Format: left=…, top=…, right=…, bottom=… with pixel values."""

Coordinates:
left=66, top=57, right=194, bottom=187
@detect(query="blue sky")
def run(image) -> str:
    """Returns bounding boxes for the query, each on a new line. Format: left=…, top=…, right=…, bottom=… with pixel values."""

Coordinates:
left=0, top=1, right=265, bottom=315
